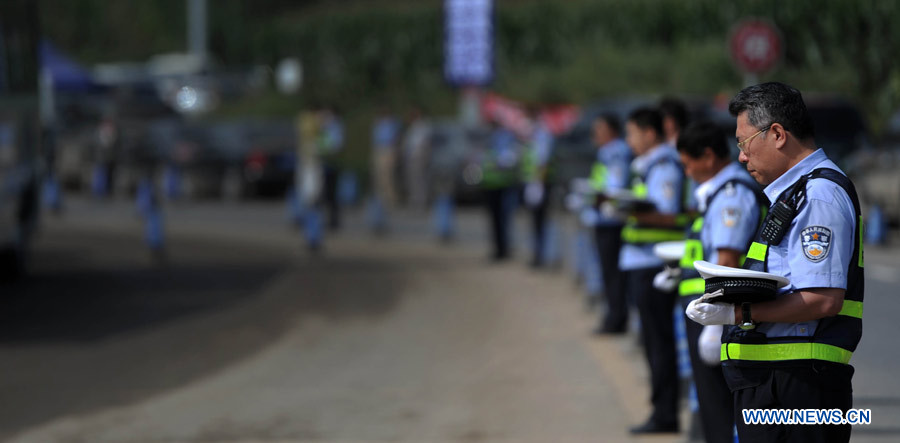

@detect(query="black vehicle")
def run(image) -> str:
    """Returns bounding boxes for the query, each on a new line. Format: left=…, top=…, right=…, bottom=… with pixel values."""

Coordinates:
left=0, top=0, right=41, bottom=278
left=426, top=121, right=490, bottom=205
left=234, top=120, right=296, bottom=198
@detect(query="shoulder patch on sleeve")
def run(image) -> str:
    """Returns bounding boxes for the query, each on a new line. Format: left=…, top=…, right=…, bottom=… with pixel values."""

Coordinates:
left=663, top=182, right=675, bottom=200
left=722, top=207, right=741, bottom=227
left=801, top=226, right=832, bottom=262
left=724, top=182, right=737, bottom=196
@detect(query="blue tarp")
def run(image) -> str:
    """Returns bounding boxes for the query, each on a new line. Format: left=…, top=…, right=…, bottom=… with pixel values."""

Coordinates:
left=39, top=40, right=98, bottom=92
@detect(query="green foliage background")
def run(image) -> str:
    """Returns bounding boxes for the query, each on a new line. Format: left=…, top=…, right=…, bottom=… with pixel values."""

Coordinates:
left=42, top=0, right=900, bottom=170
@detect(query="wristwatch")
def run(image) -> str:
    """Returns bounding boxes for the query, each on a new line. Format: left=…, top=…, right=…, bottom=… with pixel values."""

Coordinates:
left=739, top=302, right=756, bottom=330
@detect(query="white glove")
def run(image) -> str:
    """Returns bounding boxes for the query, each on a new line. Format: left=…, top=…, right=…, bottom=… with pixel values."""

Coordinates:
left=524, top=182, right=544, bottom=208
left=570, top=178, right=594, bottom=196
left=698, top=324, right=723, bottom=366
left=697, top=288, right=726, bottom=304
left=685, top=294, right=735, bottom=326
left=565, top=193, right=584, bottom=212
left=600, top=201, right=627, bottom=221
left=653, top=266, right=681, bottom=292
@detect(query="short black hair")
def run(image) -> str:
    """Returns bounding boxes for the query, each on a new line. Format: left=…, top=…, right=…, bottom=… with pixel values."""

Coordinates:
left=594, top=112, right=622, bottom=137
left=627, top=107, right=664, bottom=138
left=728, top=82, right=815, bottom=140
left=659, top=97, right=690, bottom=130
left=677, top=121, right=730, bottom=160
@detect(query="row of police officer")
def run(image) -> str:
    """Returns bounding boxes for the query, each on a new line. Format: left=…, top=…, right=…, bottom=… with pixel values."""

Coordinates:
left=588, top=83, right=862, bottom=443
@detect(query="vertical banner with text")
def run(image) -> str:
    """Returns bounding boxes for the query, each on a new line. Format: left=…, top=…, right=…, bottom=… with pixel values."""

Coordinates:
left=444, top=0, right=494, bottom=87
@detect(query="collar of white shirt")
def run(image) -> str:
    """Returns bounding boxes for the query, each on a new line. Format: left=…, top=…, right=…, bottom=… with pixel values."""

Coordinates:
left=632, top=143, right=674, bottom=176
left=763, top=148, right=828, bottom=203
left=694, top=162, right=746, bottom=212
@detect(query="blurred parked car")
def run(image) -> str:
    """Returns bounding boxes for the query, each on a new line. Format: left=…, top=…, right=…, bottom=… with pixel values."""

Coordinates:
left=142, top=119, right=297, bottom=200
left=235, top=120, right=297, bottom=199
left=426, top=121, right=490, bottom=205
left=849, top=107, right=900, bottom=226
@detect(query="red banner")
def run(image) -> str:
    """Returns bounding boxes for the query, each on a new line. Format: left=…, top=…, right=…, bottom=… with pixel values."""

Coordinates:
left=481, top=92, right=580, bottom=137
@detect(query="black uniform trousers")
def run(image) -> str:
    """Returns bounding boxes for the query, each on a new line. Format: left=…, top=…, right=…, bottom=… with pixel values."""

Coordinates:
left=630, top=267, right=679, bottom=427
left=529, top=187, right=550, bottom=266
left=723, top=361, right=854, bottom=443
left=594, top=225, right=625, bottom=330
left=322, top=165, right=341, bottom=230
left=681, top=298, right=735, bottom=443
left=485, top=187, right=514, bottom=259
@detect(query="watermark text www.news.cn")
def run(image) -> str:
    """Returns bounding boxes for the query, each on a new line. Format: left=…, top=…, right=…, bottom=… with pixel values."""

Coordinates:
left=742, top=409, right=872, bottom=425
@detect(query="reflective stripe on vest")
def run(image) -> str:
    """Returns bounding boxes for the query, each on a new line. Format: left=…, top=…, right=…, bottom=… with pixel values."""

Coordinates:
left=633, top=182, right=648, bottom=199
left=520, top=147, right=538, bottom=181
left=590, top=162, right=608, bottom=192
left=746, top=242, right=767, bottom=262
left=678, top=217, right=705, bottom=296
left=678, top=278, right=705, bottom=296
left=721, top=342, right=852, bottom=364
left=622, top=225, right=686, bottom=244
left=481, top=159, right=517, bottom=189
left=838, top=299, right=863, bottom=319
left=621, top=158, right=687, bottom=245
left=679, top=220, right=704, bottom=269
left=724, top=168, right=864, bottom=364
left=620, top=180, right=684, bottom=244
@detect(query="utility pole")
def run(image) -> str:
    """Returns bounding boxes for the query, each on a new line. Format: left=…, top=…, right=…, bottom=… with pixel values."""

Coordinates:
left=187, top=0, right=207, bottom=57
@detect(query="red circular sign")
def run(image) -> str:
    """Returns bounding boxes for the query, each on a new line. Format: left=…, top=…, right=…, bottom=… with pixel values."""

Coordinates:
left=730, top=19, right=783, bottom=74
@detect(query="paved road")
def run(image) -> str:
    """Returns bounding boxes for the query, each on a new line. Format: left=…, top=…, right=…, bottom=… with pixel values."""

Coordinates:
left=846, top=246, right=900, bottom=442
left=0, top=199, right=657, bottom=442
left=1, top=198, right=897, bottom=442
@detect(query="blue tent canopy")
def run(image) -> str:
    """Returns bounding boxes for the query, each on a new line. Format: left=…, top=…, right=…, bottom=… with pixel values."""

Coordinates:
left=39, top=40, right=99, bottom=92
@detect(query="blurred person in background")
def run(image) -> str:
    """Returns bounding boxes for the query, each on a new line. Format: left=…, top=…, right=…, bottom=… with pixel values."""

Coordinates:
left=369, top=107, right=402, bottom=233
left=92, top=112, right=119, bottom=198
left=567, top=176, right=602, bottom=308
left=133, top=165, right=166, bottom=263
left=676, top=121, right=766, bottom=443
left=42, top=125, right=63, bottom=213
left=619, top=107, right=688, bottom=434
left=588, top=113, right=632, bottom=334
left=428, top=122, right=461, bottom=243
left=660, top=97, right=690, bottom=148
left=660, top=96, right=697, bottom=211
left=319, top=105, right=345, bottom=230
left=521, top=106, right=557, bottom=268
left=482, top=121, right=520, bottom=261
left=658, top=95, right=697, bottom=435
left=402, top=106, right=431, bottom=211
left=144, top=175, right=166, bottom=263
left=163, top=154, right=184, bottom=201
left=296, top=106, right=324, bottom=251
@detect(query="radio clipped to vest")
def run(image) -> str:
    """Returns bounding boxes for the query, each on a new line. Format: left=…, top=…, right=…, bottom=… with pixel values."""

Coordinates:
left=759, top=199, right=794, bottom=245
